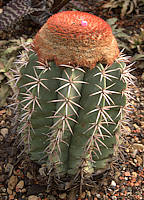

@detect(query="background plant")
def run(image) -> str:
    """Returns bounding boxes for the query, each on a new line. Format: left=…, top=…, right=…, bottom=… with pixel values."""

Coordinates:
left=0, top=38, right=29, bottom=106
left=106, top=17, right=130, bottom=51
left=103, top=0, right=144, bottom=18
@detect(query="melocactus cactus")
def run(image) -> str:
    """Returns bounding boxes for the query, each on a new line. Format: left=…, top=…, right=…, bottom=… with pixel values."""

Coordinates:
left=15, top=11, right=134, bottom=177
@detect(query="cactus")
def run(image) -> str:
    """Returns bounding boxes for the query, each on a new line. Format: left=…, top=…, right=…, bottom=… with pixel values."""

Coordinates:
left=15, top=11, right=134, bottom=177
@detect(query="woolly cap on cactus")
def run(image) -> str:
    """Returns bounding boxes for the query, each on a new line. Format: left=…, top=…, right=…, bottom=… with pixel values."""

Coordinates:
left=33, top=11, right=119, bottom=69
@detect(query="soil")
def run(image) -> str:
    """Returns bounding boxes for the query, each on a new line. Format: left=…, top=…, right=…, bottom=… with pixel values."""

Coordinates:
left=0, top=0, right=144, bottom=200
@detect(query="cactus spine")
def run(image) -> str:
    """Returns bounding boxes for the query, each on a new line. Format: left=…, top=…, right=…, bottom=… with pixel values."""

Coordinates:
left=15, top=11, right=134, bottom=176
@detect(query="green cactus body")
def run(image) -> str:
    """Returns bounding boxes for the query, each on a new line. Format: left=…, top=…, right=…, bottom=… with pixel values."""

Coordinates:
left=16, top=11, right=133, bottom=177
left=17, top=50, right=127, bottom=176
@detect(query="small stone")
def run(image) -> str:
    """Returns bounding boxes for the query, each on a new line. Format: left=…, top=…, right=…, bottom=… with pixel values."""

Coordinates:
left=8, top=175, right=18, bottom=190
left=132, top=149, right=138, bottom=158
left=96, top=194, right=101, bottom=198
left=12, top=191, right=16, bottom=197
left=1, top=128, right=8, bottom=137
left=0, top=135, right=3, bottom=141
left=133, top=143, right=144, bottom=151
left=0, top=166, right=2, bottom=174
left=21, top=188, right=26, bottom=193
left=7, top=188, right=12, bottom=195
left=28, top=195, right=39, bottom=200
left=27, top=172, right=33, bottom=179
left=16, top=180, right=24, bottom=191
left=141, top=139, right=144, bottom=144
left=59, top=193, right=67, bottom=199
left=9, top=194, right=14, bottom=200
left=134, top=137, right=139, bottom=142
left=0, top=9, right=3, bottom=14
left=133, top=124, right=140, bottom=130
left=1, top=187, right=6, bottom=192
left=141, top=72, right=144, bottom=80
left=110, top=180, right=116, bottom=187
left=0, top=120, right=5, bottom=126
left=132, top=171, right=137, bottom=177
left=46, top=195, right=56, bottom=200
left=124, top=171, right=131, bottom=177
left=125, top=148, right=129, bottom=153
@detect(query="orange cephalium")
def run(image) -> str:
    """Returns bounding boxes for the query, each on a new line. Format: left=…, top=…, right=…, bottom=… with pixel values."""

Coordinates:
left=33, top=11, right=119, bottom=69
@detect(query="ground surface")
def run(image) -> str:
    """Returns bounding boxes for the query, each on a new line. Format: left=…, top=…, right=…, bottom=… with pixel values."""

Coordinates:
left=0, top=0, right=144, bottom=199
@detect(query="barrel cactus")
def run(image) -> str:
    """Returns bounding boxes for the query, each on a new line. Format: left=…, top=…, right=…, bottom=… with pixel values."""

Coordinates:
left=15, top=11, right=134, bottom=177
